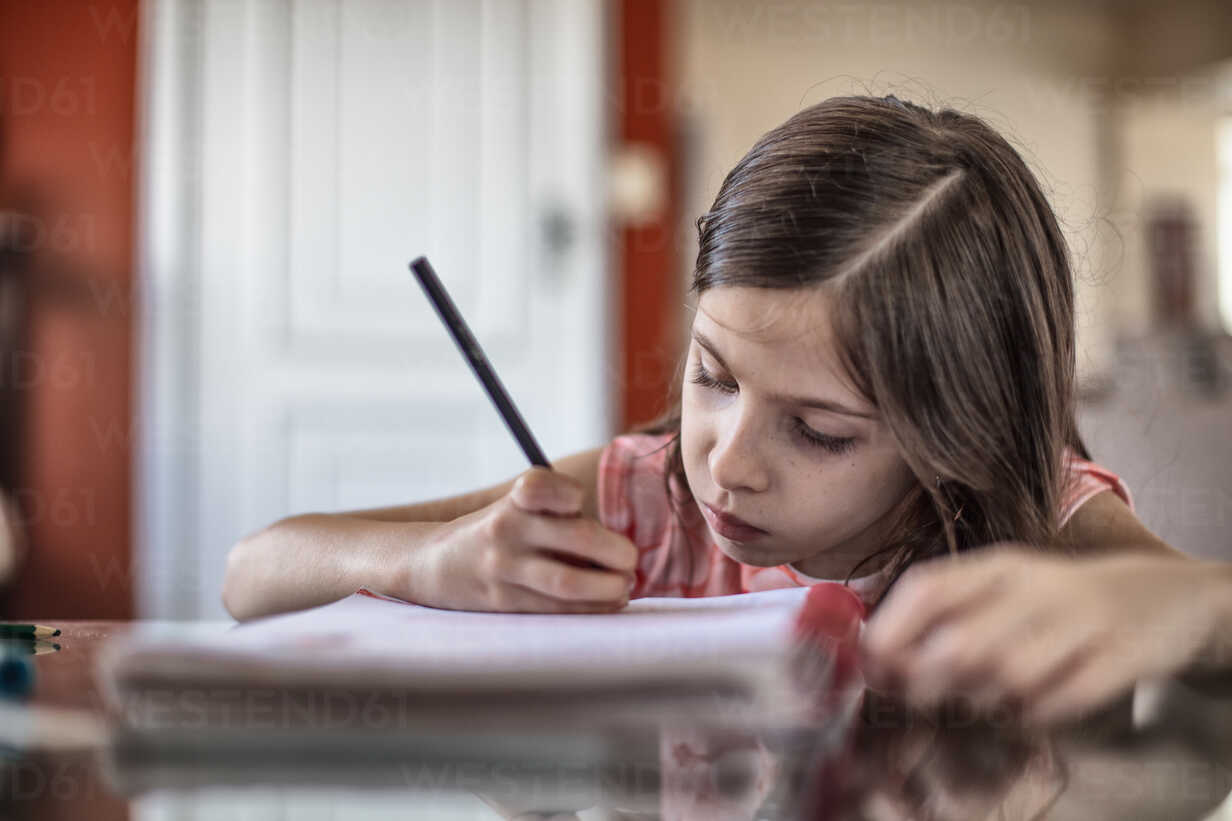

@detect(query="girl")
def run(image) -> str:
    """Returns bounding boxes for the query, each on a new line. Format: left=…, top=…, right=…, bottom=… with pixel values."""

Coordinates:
left=223, top=94, right=1232, bottom=726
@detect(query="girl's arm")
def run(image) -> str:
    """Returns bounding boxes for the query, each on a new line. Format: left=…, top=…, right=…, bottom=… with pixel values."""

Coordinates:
left=861, top=491, right=1232, bottom=725
left=1056, top=488, right=1187, bottom=559
left=1059, top=491, right=1232, bottom=694
left=221, top=447, right=630, bottom=621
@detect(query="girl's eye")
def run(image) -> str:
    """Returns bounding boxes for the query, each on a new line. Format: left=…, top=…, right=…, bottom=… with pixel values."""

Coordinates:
left=791, top=418, right=857, bottom=455
left=690, top=361, right=857, bottom=456
left=689, top=360, right=737, bottom=394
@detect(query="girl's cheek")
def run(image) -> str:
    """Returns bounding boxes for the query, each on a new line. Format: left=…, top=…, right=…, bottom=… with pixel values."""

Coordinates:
left=681, top=390, right=713, bottom=435
left=678, top=399, right=703, bottom=456
left=683, top=385, right=711, bottom=412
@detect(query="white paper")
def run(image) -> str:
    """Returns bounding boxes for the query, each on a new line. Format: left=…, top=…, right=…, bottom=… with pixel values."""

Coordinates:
left=100, top=587, right=811, bottom=694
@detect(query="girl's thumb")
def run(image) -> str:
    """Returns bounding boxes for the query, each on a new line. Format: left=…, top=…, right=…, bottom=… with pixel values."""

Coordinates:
left=510, top=468, right=583, bottom=516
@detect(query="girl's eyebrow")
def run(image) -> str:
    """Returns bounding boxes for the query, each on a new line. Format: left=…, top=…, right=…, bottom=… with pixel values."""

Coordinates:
left=691, top=329, right=877, bottom=420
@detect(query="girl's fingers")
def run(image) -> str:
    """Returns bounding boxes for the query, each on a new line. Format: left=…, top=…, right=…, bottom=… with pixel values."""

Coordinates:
left=1006, top=615, right=1144, bottom=724
left=504, top=507, right=639, bottom=575
left=990, top=621, right=1102, bottom=706
left=510, top=468, right=584, bottom=516
left=895, top=597, right=1052, bottom=705
left=863, top=548, right=1028, bottom=665
left=916, top=626, right=1093, bottom=719
left=491, top=581, right=626, bottom=614
left=504, top=552, right=631, bottom=603
left=1020, top=653, right=1132, bottom=726
left=906, top=615, right=1104, bottom=723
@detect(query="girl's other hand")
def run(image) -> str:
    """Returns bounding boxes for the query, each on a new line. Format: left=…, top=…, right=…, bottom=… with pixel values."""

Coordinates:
left=859, top=547, right=1232, bottom=726
left=413, top=467, right=639, bottom=613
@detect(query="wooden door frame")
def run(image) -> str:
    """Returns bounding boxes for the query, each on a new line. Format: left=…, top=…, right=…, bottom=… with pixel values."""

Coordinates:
left=615, top=0, right=682, bottom=432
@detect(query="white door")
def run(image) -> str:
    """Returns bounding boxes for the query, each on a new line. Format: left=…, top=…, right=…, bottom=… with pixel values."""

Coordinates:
left=137, top=0, right=612, bottom=619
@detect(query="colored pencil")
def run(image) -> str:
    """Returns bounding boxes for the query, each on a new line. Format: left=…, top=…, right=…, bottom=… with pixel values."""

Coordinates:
left=0, top=624, right=60, bottom=640
left=0, top=638, right=61, bottom=656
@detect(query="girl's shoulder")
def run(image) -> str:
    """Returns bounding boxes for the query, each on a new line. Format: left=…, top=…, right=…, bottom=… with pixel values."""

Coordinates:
left=1059, top=446, right=1134, bottom=528
left=597, top=431, right=688, bottom=546
left=601, top=432, right=743, bottom=599
left=602, top=430, right=677, bottom=463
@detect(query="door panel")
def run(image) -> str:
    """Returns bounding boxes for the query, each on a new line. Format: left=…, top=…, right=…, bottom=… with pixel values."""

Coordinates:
left=138, top=0, right=610, bottom=619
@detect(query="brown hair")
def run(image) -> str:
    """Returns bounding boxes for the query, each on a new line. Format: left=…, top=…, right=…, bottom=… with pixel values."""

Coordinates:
left=633, top=94, right=1088, bottom=606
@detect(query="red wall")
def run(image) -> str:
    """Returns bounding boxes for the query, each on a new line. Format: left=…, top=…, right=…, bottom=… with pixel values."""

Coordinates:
left=0, top=0, right=137, bottom=619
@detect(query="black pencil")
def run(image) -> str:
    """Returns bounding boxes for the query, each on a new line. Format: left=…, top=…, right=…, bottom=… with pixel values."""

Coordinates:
left=0, top=624, right=60, bottom=639
left=409, top=256, right=552, bottom=470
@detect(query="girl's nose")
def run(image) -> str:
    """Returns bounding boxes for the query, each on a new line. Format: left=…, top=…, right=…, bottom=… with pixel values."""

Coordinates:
left=709, top=419, right=770, bottom=494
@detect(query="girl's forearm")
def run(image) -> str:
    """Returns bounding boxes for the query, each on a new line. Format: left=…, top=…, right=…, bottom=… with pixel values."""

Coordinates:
left=221, top=513, right=446, bottom=621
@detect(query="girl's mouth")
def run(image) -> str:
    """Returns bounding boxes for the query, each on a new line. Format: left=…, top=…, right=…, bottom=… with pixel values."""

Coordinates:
left=701, top=502, right=769, bottom=542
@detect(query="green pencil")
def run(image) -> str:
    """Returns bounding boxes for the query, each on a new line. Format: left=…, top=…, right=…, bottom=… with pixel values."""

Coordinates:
left=0, top=624, right=60, bottom=639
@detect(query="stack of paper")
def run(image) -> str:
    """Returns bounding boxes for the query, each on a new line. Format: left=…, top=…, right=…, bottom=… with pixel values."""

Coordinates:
left=98, top=586, right=845, bottom=733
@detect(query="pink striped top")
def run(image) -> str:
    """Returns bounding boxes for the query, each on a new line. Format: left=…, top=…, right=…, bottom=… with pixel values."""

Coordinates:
left=598, top=432, right=1133, bottom=608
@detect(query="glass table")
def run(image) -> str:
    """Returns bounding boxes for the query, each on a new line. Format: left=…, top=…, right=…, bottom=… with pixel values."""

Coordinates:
left=3, top=621, right=1232, bottom=820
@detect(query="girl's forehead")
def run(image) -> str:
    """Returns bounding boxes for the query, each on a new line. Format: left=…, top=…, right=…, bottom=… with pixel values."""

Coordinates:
left=693, top=286, right=836, bottom=351
left=692, top=286, right=869, bottom=409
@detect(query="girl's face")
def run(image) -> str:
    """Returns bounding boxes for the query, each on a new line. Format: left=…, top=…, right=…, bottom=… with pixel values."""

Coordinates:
left=681, top=286, right=918, bottom=579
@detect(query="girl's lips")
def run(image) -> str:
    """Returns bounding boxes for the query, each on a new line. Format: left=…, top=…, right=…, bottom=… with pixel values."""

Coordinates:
left=701, top=502, right=768, bottom=542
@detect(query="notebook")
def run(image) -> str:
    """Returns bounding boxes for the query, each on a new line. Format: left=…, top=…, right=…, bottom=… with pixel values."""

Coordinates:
left=97, top=585, right=865, bottom=734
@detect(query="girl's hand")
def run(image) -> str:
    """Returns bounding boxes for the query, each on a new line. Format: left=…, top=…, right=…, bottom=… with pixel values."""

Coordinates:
left=414, top=467, right=639, bottom=613
left=859, top=546, right=1232, bottom=726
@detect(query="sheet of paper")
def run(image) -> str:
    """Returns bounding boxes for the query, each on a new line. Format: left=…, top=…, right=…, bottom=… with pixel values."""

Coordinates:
left=100, top=587, right=811, bottom=693
left=95, top=586, right=879, bottom=737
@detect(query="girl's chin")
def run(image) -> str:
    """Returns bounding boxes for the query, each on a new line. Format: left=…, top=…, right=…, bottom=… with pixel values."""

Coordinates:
left=712, top=535, right=795, bottom=568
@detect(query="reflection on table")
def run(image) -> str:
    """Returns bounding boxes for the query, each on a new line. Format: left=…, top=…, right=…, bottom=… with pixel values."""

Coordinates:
left=2, top=621, right=1232, bottom=820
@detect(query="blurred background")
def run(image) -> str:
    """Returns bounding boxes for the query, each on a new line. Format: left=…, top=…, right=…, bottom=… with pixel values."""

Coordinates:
left=0, top=0, right=1229, bottom=620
